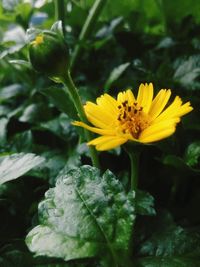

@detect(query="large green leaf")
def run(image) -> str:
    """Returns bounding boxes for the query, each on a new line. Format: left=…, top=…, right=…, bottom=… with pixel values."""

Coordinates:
left=26, top=165, right=135, bottom=264
left=0, top=153, right=45, bottom=185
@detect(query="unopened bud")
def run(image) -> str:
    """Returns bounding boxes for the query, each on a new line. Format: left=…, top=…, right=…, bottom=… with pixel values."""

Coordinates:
left=28, top=24, right=69, bottom=81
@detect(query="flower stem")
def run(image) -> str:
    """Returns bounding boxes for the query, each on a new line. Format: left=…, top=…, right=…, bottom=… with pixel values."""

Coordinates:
left=61, top=71, right=100, bottom=168
left=124, top=147, right=141, bottom=262
left=54, top=0, right=66, bottom=36
left=128, top=151, right=140, bottom=192
left=70, top=0, right=107, bottom=70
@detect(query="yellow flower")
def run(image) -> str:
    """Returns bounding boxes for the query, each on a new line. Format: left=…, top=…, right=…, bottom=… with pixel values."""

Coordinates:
left=73, top=83, right=193, bottom=151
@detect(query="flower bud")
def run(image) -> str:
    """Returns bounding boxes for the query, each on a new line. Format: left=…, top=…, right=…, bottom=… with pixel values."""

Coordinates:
left=28, top=29, right=69, bottom=81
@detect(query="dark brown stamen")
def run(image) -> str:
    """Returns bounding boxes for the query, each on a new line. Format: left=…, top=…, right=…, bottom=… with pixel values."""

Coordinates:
left=123, top=112, right=126, bottom=119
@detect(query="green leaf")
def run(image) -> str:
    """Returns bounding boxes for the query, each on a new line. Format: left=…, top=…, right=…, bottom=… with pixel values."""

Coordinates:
left=0, top=153, right=45, bottom=185
left=184, top=142, right=200, bottom=167
left=51, top=20, right=64, bottom=37
left=15, top=2, right=32, bottom=27
left=0, top=84, right=25, bottom=101
left=135, top=190, right=156, bottom=216
left=9, top=60, right=32, bottom=69
left=162, top=0, right=200, bottom=27
left=19, top=103, right=52, bottom=123
left=135, top=256, right=200, bottom=267
left=41, top=86, right=77, bottom=119
left=39, top=113, right=75, bottom=141
left=104, top=62, right=130, bottom=92
left=139, top=221, right=200, bottom=258
left=10, top=130, right=33, bottom=152
left=1, top=25, right=26, bottom=58
left=0, top=248, right=75, bottom=267
left=173, top=55, right=200, bottom=89
left=26, top=166, right=135, bottom=264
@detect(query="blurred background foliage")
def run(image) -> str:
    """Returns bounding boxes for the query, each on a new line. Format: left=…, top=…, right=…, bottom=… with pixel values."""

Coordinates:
left=0, top=0, right=200, bottom=266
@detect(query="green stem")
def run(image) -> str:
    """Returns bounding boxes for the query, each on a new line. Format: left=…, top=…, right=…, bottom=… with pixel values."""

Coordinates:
left=125, top=148, right=140, bottom=262
left=61, top=71, right=100, bottom=168
left=70, top=0, right=107, bottom=70
left=128, top=151, right=140, bottom=192
left=54, top=0, right=66, bottom=36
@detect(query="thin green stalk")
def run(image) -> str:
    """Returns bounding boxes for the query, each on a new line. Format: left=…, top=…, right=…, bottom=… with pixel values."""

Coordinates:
left=70, top=0, right=107, bottom=70
left=128, top=151, right=140, bottom=192
left=54, top=0, right=66, bottom=36
left=61, top=71, right=100, bottom=168
left=125, top=148, right=140, bottom=262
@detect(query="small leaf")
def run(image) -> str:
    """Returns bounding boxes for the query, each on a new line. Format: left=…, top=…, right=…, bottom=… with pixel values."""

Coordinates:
left=174, top=55, right=200, bottom=89
left=26, top=166, right=135, bottom=264
left=184, top=142, right=200, bottom=167
left=104, top=62, right=130, bottom=92
left=51, top=20, right=64, bottom=36
left=136, top=190, right=156, bottom=216
left=0, top=153, right=45, bottom=185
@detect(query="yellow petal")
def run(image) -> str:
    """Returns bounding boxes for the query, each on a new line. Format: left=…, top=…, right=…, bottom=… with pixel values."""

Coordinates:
left=117, top=91, right=127, bottom=103
left=140, top=127, right=176, bottom=143
left=149, top=89, right=171, bottom=120
left=171, top=102, right=193, bottom=117
left=88, top=135, right=127, bottom=151
left=137, top=83, right=154, bottom=113
left=126, top=89, right=136, bottom=105
left=72, top=121, right=115, bottom=135
left=96, top=94, right=118, bottom=115
left=84, top=101, right=115, bottom=128
left=139, top=118, right=179, bottom=143
left=153, top=96, right=183, bottom=123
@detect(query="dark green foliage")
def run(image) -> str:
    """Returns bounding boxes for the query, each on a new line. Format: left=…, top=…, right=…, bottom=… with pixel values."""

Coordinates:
left=0, top=0, right=200, bottom=266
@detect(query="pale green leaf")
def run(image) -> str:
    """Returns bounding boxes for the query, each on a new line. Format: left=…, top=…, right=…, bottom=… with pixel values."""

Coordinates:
left=104, top=62, right=130, bottom=92
left=26, top=166, right=136, bottom=263
left=0, top=153, right=45, bottom=185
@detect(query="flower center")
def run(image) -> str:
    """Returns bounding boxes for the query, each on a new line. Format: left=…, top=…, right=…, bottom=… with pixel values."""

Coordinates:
left=117, top=100, right=150, bottom=139
left=31, top=35, right=44, bottom=46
